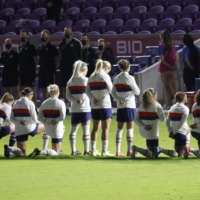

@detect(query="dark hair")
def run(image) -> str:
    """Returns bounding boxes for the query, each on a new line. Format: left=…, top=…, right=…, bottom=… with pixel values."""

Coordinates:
left=118, top=59, right=130, bottom=71
left=175, top=92, right=186, bottom=102
left=162, top=30, right=172, bottom=52
left=20, top=29, right=29, bottom=35
left=142, top=88, right=157, bottom=108
left=21, top=87, right=33, bottom=97
left=183, top=34, right=200, bottom=70
left=81, top=33, right=88, bottom=38
left=0, top=93, right=14, bottom=104
left=194, top=90, right=200, bottom=106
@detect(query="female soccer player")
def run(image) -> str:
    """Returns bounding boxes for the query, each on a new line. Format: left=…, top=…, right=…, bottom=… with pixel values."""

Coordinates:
left=166, top=92, right=190, bottom=158
left=86, top=59, right=113, bottom=156
left=0, top=93, right=16, bottom=147
left=158, top=30, right=178, bottom=110
left=66, top=60, right=91, bottom=155
left=132, top=88, right=177, bottom=159
left=111, top=59, right=140, bottom=156
left=4, top=88, right=45, bottom=157
left=29, top=84, right=66, bottom=157
left=188, top=90, right=200, bottom=157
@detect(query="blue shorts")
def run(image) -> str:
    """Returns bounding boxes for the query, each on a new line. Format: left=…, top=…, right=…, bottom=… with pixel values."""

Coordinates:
left=16, top=124, right=39, bottom=142
left=0, top=125, right=10, bottom=139
left=174, top=133, right=186, bottom=146
left=71, top=112, right=91, bottom=124
left=117, top=108, right=136, bottom=122
left=91, top=108, right=112, bottom=120
left=52, top=138, right=62, bottom=143
left=146, top=139, right=158, bottom=147
left=191, top=131, right=200, bottom=145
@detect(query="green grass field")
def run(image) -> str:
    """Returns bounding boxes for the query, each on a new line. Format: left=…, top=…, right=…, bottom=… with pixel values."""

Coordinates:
left=0, top=114, right=200, bottom=200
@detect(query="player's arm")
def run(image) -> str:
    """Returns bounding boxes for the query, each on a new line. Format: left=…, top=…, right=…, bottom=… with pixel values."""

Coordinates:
left=66, top=85, right=77, bottom=102
left=156, top=105, right=166, bottom=123
left=54, top=56, right=60, bottom=69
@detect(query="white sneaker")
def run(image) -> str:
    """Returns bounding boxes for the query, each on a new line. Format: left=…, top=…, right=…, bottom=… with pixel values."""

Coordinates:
left=92, top=150, right=101, bottom=156
left=101, top=151, right=114, bottom=156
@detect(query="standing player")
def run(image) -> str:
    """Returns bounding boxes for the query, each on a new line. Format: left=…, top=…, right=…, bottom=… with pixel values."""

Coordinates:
left=29, top=84, right=66, bottom=157
left=166, top=92, right=190, bottom=158
left=19, top=30, right=38, bottom=105
left=132, top=88, right=177, bottom=159
left=37, top=30, right=59, bottom=101
left=4, top=88, right=45, bottom=157
left=111, top=59, right=140, bottom=156
left=59, top=27, right=81, bottom=113
left=86, top=59, right=113, bottom=156
left=0, top=38, right=20, bottom=99
left=0, top=93, right=16, bottom=147
left=80, top=33, right=96, bottom=77
left=66, top=60, right=91, bottom=155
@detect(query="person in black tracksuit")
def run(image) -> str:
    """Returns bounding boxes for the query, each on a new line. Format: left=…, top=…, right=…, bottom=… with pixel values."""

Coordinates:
left=37, top=30, right=59, bottom=101
left=80, top=33, right=96, bottom=78
left=0, top=38, right=20, bottom=99
left=59, top=27, right=81, bottom=112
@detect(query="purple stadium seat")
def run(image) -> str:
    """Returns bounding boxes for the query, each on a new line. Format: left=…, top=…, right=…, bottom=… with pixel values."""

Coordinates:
left=57, top=20, right=73, bottom=29
left=187, top=0, right=199, bottom=6
left=14, top=8, right=31, bottom=19
left=192, top=24, right=200, bottom=31
left=4, top=32, right=16, bottom=35
left=158, top=18, right=174, bottom=28
left=189, top=30, right=200, bottom=33
left=81, top=7, right=97, bottom=14
left=116, top=56, right=132, bottom=64
left=0, top=20, right=6, bottom=28
left=103, top=31, right=117, bottom=34
left=193, top=18, right=200, bottom=26
left=114, top=6, right=130, bottom=14
left=165, top=5, right=181, bottom=13
left=125, top=19, right=140, bottom=27
left=0, top=8, right=15, bottom=22
left=183, top=5, right=198, bottom=13
left=79, top=7, right=97, bottom=21
left=141, top=18, right=157, bottom=27
left=73, top=31, right=82, bottom=35
left=7, top=20, right=22, bottom=27
left=88, top=31, right=100, bottom=35
left=172, top=30, right=186, bottom=33
left=98, top=6, right=113, bottom=15
left=52, top=32, right=64, bottom=35
left=134, top=56, right=152, bottom=69
left=129, top=64, right=141, bottom=75
left=64, top=7, right=80, bottom=15
left=132, top=6, right=147, bottom=14
left=39, top=20, right=56, bottom=33
left=3, top=0, right=21, bottom=9
left=175, top=18, right=192, bottom=31
left=120, top=31, right=134, bottom=34
left=149, top=6, right=164, bottom=14
left=145, top=46, right=159, bottom=57
left=107, top=19, right=123, bottom=27
left=74, top=19, right=90, bottom=27
left=91, top=19, right=107, bottom=27
left=29, top=8, right=46, bottom=22
left=137, top=30, right=151, bottom=34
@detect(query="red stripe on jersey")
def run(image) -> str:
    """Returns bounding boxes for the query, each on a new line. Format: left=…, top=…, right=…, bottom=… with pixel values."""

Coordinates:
left=68, top=86, right=86, bottom=91
left=43, top=110, right=60, bottom=114
left=89, top=82, right=106, bottom=87
left=13, top=109, right=29, bottom=114
left=169, top=112, right=183, bottom=117
left=192, top=109, right=200, bottom=115
left=115, top=84, right=131, bottom=89
left=139, top=111, right=158, bottom=117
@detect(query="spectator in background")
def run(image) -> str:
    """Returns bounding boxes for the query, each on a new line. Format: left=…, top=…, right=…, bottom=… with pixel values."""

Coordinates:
left=37, top=30, right=59, bottom=101
left=0, top=38, right=20, bottom=99
left=182, top=34, right=200, bottom=91
left=158, top=30, right=178, bottom=110
left=80, top=33, right=96, bottom=78
left=46, top=0, right=62, bottom=24
left=19, top=30, right=38, bottom=106
left=59, top=27, right=81, bottom=113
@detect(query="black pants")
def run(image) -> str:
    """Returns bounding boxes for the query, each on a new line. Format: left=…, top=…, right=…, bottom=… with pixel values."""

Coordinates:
left=183, top=68, right=199, bottom=91
left=46, top=6, right=61, bottom=24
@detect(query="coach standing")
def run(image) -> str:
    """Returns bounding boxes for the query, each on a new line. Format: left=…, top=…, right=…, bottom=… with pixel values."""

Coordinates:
left=59, top=27, right=81, bottom=112
left=19, top=30, right=38, bottom=103
left=37, top=30, right=59, bottom=101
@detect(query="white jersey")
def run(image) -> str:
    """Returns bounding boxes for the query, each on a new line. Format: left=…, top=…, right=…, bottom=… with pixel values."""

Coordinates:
left=191, top=103, right=200, bottom=133
left=38, top=97, right=66, bottom=138
left=111, top=72, right=140, bottom=108
left=166, top=102, right=189, bottom=135
left=66, top=74, right=90, bottom=113
left=135, top=102, right=166, bottom=139
left=0, top=103, right=13, bottom=127
left=86, top=70, right=112, bottom=109
left=11, top=97, right=38, bottom=136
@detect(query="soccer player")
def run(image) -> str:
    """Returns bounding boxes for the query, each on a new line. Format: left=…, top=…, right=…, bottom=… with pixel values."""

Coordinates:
left=0, top=38, right=20, bottom=99
left=188, top=90, right=200, bottom=158
left=4, top=88, right=45, bottom=157
left=0, top=93, right=16, bottom=147
left=29, top=84, right=66, bottom=157
left=86, top=59, right=113, bottom=156
left=132, top=88, right=178, bottom=159
left=66, top=60, right=91, bottom=155
left=111, top=59, right=140, bottom=156
left=59, top=27, right=81, bottom=113
left=166, top=92, right=190, bottom=158
left=37, top=30, right=59, bottom=101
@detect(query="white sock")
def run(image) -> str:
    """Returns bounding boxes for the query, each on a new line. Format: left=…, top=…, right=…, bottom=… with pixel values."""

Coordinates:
left=102, top=140, right=108, bottom=153
left=116, top=129, right=123, bottom=153
left=161, top=149, right=178, bottom=157
left=69, top=126, right=79, bottom=152
left=186, top=133, right=191, bottom=151
left=91, top=141, right=97, bottom=152
left=126, top=129, right=133, bottom=153
left=135, top=146, right=153, bottom=158
left=82, top=125, right=90, bottom=152
left=40, top=149, right=58, bottom=156
left=42, top=133, right=50, bottom=150
left=9, top=147, right=24, bottom=156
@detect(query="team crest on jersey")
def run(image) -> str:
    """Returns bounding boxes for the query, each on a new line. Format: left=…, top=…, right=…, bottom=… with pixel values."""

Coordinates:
left=10, top=55, right=13, bottom=58
left=70, top=43, right=74, bottom=47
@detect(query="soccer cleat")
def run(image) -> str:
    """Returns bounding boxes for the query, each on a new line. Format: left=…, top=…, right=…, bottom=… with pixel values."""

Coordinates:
left=116, top=152, right=124, bottom=156
left=84, top=150, right=92, bottom=156
left=59, top=150, right=64, bottom=155
left=71, top=150, right=82, bottom=155
left=91, top=150, right=101, bottom=156
left=154, top=147, right=162, bottom=159
left=131, top=145, right=136, bottom=159
left=126, top=151, right=132, bottom=156
left=101, top=151, right=114, bottom=156
left=29, top=148, right=40, bottom=158
left=4, top=145, right=10, bottom=158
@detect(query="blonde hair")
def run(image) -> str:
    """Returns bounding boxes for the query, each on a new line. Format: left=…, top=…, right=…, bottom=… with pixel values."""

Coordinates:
left=92, top=59, right=111, bottom=77
left=68, top=60, right=87, bottom=82
left=0, top=93, right=14, bottom=104
left=47, top=84, right=59, bottom=97
left=142, top=88, right=156, bottom=108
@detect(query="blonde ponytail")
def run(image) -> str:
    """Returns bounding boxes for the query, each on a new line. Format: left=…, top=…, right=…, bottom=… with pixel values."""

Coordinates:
left=142, top=88, right=156, bottom=108
left=92, top=59, right=104, bottom=77
left=0, top=93, right=14, bottom=104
